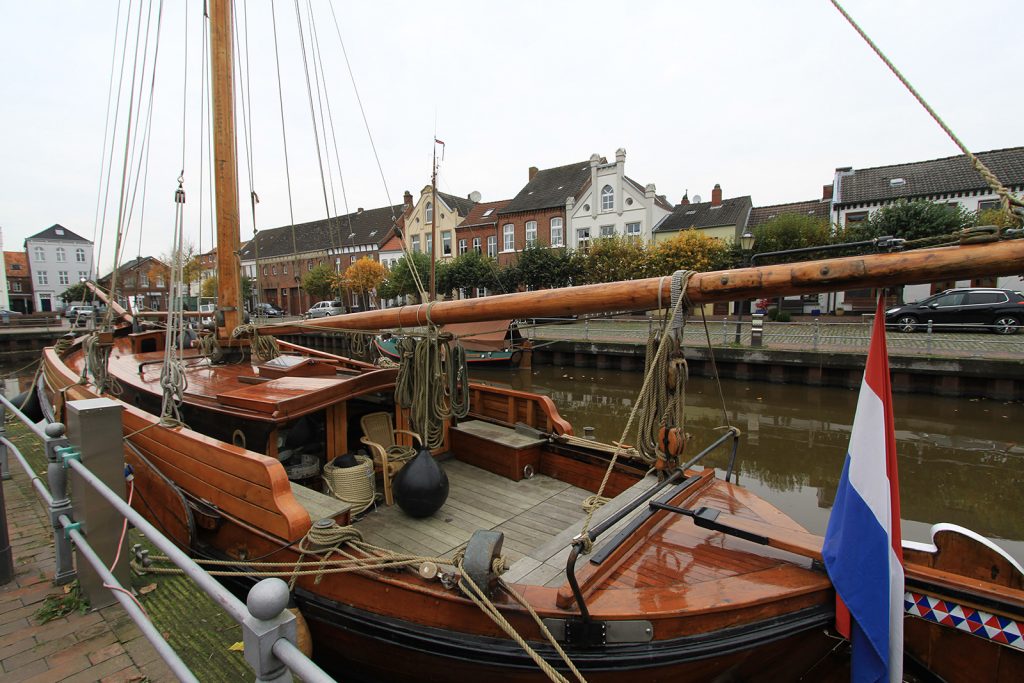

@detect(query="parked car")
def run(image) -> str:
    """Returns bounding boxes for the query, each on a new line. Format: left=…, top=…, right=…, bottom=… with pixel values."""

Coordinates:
left=252, top=302, right=284, bottom=318
left=72, top=307, right=95, bottom=328
left=199, top=303, right=217, bottom=327
left=0, top=309, right=23, bottom=322
left=884, top=288, right=1024, bottom=334
left=305, top=300, right=346, bottom=318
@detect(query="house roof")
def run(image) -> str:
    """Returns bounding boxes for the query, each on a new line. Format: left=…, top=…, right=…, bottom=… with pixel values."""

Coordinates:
left=499, top=160, right=593, bottom=214
left=457, top=199, right=512, bottom=229
left=25, top=224, right=91, bottom=244
left=747, top=199, right=831, bottom=229
left=653, top=196, right=753, bottom=233
left=623, top=176, right=675, bottom=211
left=238, top=204, right=404, bottom=261
left=4, top=251, right=29, bottom=278
left=837, top=146, right=1024, bottom=205
left=378, top=233, right=403, bottom=253
left=436, top=191, right=476, bottom=218
left=98, top=256, right=166, bottom=282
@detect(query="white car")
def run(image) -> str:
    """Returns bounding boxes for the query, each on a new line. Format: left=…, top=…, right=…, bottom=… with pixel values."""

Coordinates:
left=305, top=301, right=346, bottom=318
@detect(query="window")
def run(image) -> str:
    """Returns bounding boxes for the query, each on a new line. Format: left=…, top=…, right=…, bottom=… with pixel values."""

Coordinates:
left=412, top=235, right=421, bottom=252
left=263, top=266, right=268, bottom=276
left=350, top=256, right=357, bottom=265
left=78, top=271, right=88, bottom=281
left=550, top=218, right=563, bottom=247
left=56, top=247, right=66, bottom=262
left=157, top=275, right=165, bottom=288
left=11, top=281, right=21, bottom=292
left=487, top=235, right=497, bottom=257
left=282, top=264, right=288, bottom=275
left=932, top=292, right=965, bottom=307
left=503, top=224, right=514, bottom=251
left=33, top=246, right=44, bottom=262
left=577, top=227, right=591, bottom=252
left=978, top=199, right=1001, bottom=212
left=442, top=231, right=452, bottom=256
left=965, top=291, right=1007, bottom=305
left=11, top=264, right=20, bottom=271
left=307, top=260, right=314, bottom=272
left=472, top=237, right=481, bottom=254
left=458, top=238, right=467, bottom=255
left=271, top=265, right=277, bottom=276
left=426, top=235, right=433, bottom=255
left=75, top=248, right=86, bottom=262
left=37, top=271, right=48, bottom=285
left=525, top=221, right=537, bottom=247
left=845, top=211, right=868, bottom=226
left=482, top=208, right=494, bottom=217
left=626, top=222, right=641, bottom=240
left=600, top=225, right=615, bottom=238
left=425, top=201, right=433, bottom=223
left=140, top=273, right=149, bottom=287
left=601, top=185, right=614, bottom=211
left=58, top=271, right=69, bottom=285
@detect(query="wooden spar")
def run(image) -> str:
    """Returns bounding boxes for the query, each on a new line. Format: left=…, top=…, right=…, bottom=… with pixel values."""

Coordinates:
left=85, top=281, right=133, bottom=323
left=263, top=239, right=1024, bottom=334
left=209, top=0, right=243, bottom=337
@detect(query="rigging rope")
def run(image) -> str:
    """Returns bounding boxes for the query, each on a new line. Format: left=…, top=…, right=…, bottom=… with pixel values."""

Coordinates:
left=393, top=326, right=470, bottom=449
left=159, top=178, right=189, bottom=429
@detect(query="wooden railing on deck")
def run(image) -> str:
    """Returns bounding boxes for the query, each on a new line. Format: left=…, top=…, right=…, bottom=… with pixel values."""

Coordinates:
left=467, top=383, right=573, bottom=436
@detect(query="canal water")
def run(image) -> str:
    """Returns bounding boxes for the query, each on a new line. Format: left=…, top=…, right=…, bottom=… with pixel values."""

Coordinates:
left=471, top=364, right=1024, bottom=563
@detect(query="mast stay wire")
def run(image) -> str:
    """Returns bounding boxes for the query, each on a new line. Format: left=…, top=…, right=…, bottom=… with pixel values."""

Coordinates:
left=91, top=0, right=126, bottom=284
left=830, top=0, right=1022, bottom=217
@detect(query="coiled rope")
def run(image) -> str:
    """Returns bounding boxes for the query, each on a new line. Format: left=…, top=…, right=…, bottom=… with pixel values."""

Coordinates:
left=82, top=332, right=122, bottom=396
left=231, top=323, right=280, bottom=362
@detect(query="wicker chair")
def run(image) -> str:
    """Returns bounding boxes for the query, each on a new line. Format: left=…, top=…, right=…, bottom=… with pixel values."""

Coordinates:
left=359, top=412, right=421, bottom=506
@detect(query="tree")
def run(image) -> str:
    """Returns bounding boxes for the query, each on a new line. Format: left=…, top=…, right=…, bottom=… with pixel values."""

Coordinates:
left=577, top=237, right=650, bottom=285
left=161, top=242, right=201, bottom=295
left=977, top=206, right=1023, bottom=229
left=516, top=244, right=580, bottom=290
left=341, top=257, right=388, bottom=309
left=751, top=214, right=833, bottom=264
left=60, top=282, right=90, bottom=303
left=379, top=252, right=431, bottom=301
left=846, top=199, right=975, bottom=243
left=302, top=264, right=337, bottom=301
left=649, top=231, right=730, bottom=275
left=200, top=276, right=252, bottom=301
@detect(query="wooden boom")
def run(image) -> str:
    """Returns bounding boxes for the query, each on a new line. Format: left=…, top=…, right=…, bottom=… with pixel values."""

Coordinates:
left=264, top=239, right=1024, bottom=334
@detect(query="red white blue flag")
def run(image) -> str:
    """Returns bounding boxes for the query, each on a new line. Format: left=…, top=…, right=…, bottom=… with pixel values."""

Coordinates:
left=823, top=293, right=904, bottom=682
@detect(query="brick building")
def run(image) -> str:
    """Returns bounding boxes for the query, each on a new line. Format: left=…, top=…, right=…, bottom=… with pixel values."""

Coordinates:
left=99, top=256, right=171, bottom=312
left=4, top=251, right=33, bottom=313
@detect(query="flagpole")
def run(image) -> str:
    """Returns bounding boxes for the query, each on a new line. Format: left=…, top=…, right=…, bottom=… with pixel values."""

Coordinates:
left=430, top=141, right=438, bottom=302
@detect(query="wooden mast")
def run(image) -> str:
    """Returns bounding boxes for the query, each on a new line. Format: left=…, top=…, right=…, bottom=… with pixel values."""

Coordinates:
left=209, top=0, right=243, bottom=337
left=429, top=144, right=438, bottom=301
left=265, top=239, right=1024, bottom=334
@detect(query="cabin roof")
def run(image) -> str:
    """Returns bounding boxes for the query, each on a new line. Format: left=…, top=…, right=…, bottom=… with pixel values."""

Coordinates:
left=499, top=160, right=593, bottom=215
left=239, top=204, right=404, bottom=260
left=653, top=196, right=753, bottom=233
left=25, top=224, right=91, bottom=244
left=747, top=199, right=831, bottom=229
left=837, top=146, right=1024, bottom=206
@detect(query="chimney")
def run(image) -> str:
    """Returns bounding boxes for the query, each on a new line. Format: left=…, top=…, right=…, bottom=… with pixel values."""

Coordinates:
left=403, top=190, right=413, bottom=209
left=357, top=207, right=364, bottom=213
left=680, top=191, right=690, bottom=206
left=711, top=183, right=723, bottom=207
left=528, top=166, right=539, bottom=182
left=822, top=184, right=834, bottom=201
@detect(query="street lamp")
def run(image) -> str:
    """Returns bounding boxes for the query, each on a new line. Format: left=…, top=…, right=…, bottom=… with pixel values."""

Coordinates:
left=736, top=231, right=756, bottom=344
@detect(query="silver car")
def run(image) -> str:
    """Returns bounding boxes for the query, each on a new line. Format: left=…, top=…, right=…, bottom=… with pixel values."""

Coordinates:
left=305, top=300, right=346, bottom=318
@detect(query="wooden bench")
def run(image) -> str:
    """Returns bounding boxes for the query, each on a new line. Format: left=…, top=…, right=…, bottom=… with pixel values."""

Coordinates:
left=289, top=481, right=352, bottom=526
left=449, top=420, right=546, bottom=481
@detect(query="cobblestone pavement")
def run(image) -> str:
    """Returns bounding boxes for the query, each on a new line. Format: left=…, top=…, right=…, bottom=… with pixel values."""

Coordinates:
left=1, top=462, right=174, bottom=682
left=527, top=317, right=1024, bottom=359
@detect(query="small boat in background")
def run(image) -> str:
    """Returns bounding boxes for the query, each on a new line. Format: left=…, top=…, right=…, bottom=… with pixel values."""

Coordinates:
left=374, top=319, right=525, bottom=368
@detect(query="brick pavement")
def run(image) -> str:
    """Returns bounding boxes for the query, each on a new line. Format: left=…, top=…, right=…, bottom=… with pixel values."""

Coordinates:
left=1, top=462, right=174, bottom=682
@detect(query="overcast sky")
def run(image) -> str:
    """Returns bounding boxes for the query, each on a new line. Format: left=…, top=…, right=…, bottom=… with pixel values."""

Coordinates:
left=2, top=0, right=1021, bottom=273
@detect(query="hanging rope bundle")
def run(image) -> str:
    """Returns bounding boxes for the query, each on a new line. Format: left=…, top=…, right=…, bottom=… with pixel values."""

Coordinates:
left=231, top=323, right=280, bottom=362
left=82, top=332, right=122, bottom=396
left=393, top=325, right=470, bottom=449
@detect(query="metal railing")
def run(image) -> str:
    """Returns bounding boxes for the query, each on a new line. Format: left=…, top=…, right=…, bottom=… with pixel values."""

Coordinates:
left=0, top=391, right=334, bottom=683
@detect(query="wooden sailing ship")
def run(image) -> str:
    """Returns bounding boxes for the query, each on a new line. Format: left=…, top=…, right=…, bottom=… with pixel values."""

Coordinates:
left=38, top=2, right=1024, bottom=680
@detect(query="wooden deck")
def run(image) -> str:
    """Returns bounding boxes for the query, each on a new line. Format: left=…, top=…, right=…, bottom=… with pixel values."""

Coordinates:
left=355, top=459, right=592, bottom=563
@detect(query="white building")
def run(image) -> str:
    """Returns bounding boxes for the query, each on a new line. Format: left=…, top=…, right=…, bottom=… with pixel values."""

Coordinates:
left=566, top=149, right=672, bottom=248
left=25, top=224, right=94, bottom=312
left=832, top=147, right=1024, bottom=305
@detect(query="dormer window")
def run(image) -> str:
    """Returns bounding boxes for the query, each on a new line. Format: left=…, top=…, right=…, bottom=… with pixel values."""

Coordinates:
left=482, top=209, right=493, bottom=217
left=889, top=178, right=906, bottom=188
left=601, top=185, right=614, bottom=211
left=425, top=201, right=433, bottom=223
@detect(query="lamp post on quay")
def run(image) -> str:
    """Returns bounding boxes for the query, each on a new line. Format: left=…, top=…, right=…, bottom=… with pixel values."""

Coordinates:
left=735, top=230, right=756, bottom=344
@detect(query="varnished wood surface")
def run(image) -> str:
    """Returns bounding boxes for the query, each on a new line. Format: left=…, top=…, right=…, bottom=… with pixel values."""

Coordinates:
left=264, top=240, right=1024, bottom=334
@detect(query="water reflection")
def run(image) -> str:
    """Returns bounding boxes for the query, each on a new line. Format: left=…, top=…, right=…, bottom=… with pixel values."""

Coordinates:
left=471, top=365, right=1024, bottom=561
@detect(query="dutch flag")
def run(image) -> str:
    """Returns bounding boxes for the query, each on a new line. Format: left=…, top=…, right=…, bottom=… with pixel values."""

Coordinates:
left=823, top=294, right=904, bottom=682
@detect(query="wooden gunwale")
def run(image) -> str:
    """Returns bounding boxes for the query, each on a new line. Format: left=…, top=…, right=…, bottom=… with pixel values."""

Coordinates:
left=262, top=240, right=1024, bottom=335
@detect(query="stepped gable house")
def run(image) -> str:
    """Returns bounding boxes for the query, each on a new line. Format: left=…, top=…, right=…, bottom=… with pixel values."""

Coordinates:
left=652, top=184, right=753, bottom=243
left=24, top=224, right=94, bottom=313
left=400, top=186, right=477, bottom=262
left=566, top=149, right=672, bottom=249
left=495, top=160, right=593, bottom=265
left=238, top=202, right=405, bottom=315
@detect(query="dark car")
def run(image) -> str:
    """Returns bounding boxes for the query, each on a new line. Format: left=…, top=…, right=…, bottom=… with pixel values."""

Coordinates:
left=252, top=302, right=284, bottom=318
left=884, top=288, right=1024, bottom=335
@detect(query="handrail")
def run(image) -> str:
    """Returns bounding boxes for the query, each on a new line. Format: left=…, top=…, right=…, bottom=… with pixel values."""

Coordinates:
left=0, top=392, right=335, bottom=683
